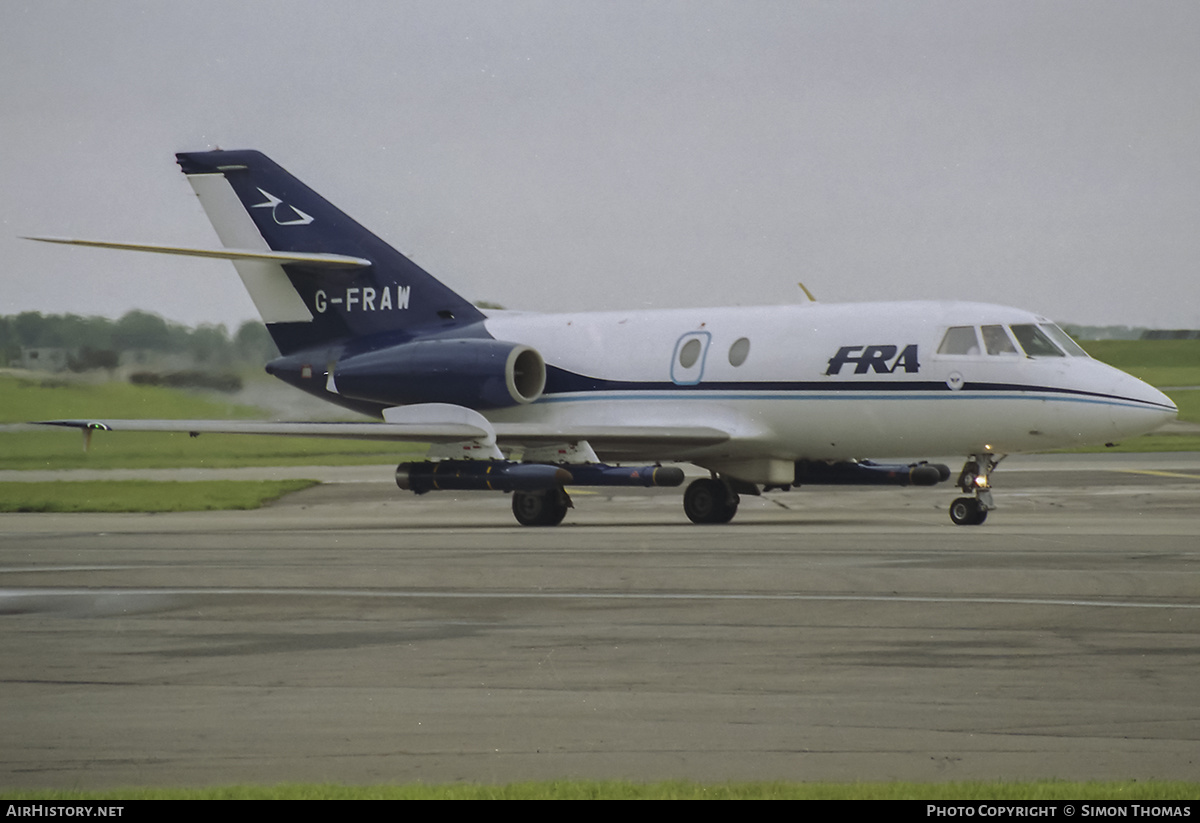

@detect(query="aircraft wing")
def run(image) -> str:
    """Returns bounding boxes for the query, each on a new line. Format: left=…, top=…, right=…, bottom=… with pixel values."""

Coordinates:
left=34, top=419, right=731, bottom=451
left=34, top=419, right=491, bottom=442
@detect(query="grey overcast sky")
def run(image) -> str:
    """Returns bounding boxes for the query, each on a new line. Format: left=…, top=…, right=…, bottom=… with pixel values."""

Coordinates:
left=3, top=0, right=1199, bottom=330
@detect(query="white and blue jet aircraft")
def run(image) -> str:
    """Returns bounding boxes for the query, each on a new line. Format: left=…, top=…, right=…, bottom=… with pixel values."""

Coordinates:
left=30, top=150, right=1177, bottom=526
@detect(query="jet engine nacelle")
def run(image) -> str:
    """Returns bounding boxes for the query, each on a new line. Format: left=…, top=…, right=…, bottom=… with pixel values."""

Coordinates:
left=333, top=339, right=546, bottom=409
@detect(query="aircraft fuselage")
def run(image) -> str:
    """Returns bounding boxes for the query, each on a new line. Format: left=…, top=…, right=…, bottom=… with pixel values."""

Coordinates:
left=472, top=301, right=1174, bottom=477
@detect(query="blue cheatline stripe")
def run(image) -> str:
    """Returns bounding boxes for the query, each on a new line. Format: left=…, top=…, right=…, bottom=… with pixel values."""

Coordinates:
left=534, top=386, right=1173, bottom=413
left=539, top=366, right=1174, bottom=412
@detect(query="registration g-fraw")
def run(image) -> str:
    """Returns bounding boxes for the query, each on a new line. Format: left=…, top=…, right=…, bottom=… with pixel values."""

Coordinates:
left=313, top=285, right=411, bottom=313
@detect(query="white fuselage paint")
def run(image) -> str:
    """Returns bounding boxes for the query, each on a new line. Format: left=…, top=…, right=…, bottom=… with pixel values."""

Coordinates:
left=480, top=301, right=1176, bottom=474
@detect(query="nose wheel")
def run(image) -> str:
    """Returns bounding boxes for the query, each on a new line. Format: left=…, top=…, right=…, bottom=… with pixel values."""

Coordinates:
left=950, top=496, right=988, bottom=525
left=950, top=454, right=1002, bottom=526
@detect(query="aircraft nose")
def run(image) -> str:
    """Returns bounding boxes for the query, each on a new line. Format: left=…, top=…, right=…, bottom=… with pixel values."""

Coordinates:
left=1113, top=370, right=1177, bottom=433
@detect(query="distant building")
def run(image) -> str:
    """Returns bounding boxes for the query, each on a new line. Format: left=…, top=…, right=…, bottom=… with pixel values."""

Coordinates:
left=13, top=347, right=69, bottom=371
left=1140, top=330, right=1200, bottom=340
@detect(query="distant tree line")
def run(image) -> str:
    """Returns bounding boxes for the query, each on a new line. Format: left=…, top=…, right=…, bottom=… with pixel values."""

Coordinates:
left=1060, top=324, right=1148, bottom=341
left=1, top=310, right=278, bottom=371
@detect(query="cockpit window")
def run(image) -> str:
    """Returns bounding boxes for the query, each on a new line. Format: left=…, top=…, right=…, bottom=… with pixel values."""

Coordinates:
left=1039, top=324, right=1089, bottom=357
left=937, top=326, right=980, bottom=355
left=981, top=325, right=1019, bottom=355
left=1010, top=324, right=1065, bottom=357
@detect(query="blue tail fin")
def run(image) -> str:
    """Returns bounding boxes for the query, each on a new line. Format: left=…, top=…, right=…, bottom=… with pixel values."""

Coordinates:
left=176, top=150, right=483, bottom=355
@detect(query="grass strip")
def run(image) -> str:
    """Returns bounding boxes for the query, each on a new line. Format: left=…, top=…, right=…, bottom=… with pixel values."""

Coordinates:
left=1084, top=339, right=1200, bottom=388
left=0, top=373, right=263, bottom=424
left=0, top=479, right=318, bottom=513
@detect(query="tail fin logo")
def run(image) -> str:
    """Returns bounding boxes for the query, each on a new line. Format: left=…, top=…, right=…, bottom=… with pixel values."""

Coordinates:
left=251, top=188, right=315, bottom=226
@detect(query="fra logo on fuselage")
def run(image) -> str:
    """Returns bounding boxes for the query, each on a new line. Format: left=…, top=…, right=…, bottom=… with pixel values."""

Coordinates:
left=826, top=345, right=919, bottom=375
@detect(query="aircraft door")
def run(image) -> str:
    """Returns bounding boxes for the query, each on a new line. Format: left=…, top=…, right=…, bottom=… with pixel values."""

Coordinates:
left=670, top=331, right=712, bottom=385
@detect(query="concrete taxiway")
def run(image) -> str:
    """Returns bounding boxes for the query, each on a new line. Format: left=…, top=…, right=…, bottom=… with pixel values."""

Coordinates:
left=1, top=452, right=1198, bottom=789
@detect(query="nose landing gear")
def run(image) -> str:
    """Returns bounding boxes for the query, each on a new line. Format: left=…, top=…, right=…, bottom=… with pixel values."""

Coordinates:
left=950, top=454, right=1002, bottom=526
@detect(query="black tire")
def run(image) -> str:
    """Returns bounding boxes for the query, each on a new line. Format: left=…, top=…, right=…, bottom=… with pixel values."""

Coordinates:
left=512, top=489, right=568, bottom=526
left=949, top=496, right=988, bottom=526
left=683, top=478, right=739, bottom=524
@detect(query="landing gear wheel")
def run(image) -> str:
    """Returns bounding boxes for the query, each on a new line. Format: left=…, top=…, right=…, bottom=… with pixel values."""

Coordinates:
left=512, top=488, right=569, bottom=526
left=949, top=496, right=988, bottom=526
left=683, top=478, right=739, bottom=524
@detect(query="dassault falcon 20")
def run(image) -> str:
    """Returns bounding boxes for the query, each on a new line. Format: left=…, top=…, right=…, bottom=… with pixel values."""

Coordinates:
left=29, top=150, right=1176, bottom=526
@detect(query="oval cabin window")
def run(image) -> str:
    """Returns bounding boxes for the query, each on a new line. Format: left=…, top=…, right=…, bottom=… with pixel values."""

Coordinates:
left=728, top=337, right=750, bottom=367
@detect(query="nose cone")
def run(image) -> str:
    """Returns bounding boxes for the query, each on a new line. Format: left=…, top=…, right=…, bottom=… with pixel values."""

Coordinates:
left=1109, top=369, right=1177, bottom=438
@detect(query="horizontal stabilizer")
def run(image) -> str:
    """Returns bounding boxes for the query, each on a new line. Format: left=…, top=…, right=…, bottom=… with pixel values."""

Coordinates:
left=25, top=236, right=371, bottom=269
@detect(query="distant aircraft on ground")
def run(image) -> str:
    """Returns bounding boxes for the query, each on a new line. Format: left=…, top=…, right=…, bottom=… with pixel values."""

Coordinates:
left=29, top=150, right=1177, bottom=526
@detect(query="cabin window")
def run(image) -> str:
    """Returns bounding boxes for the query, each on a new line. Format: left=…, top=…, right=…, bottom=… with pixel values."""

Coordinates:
left=728, top=337, right=750, bottom=367
left=937, top=326, right=980, bottom=355
left=671, top=331, right=712, bottom=385
left=1010, top=324, right=1065, bottom=357
left=981, top=325, right=1019, bottom=355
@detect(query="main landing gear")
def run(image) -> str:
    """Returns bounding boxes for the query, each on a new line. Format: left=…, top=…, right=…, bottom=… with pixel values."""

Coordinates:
left=511, top=487, right=572, bottom=526
left=949, top=454, right=1002, bottom=526
left=683, top=476, right=740, bottom=524
left=514, top=475, right=740, bottom=526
